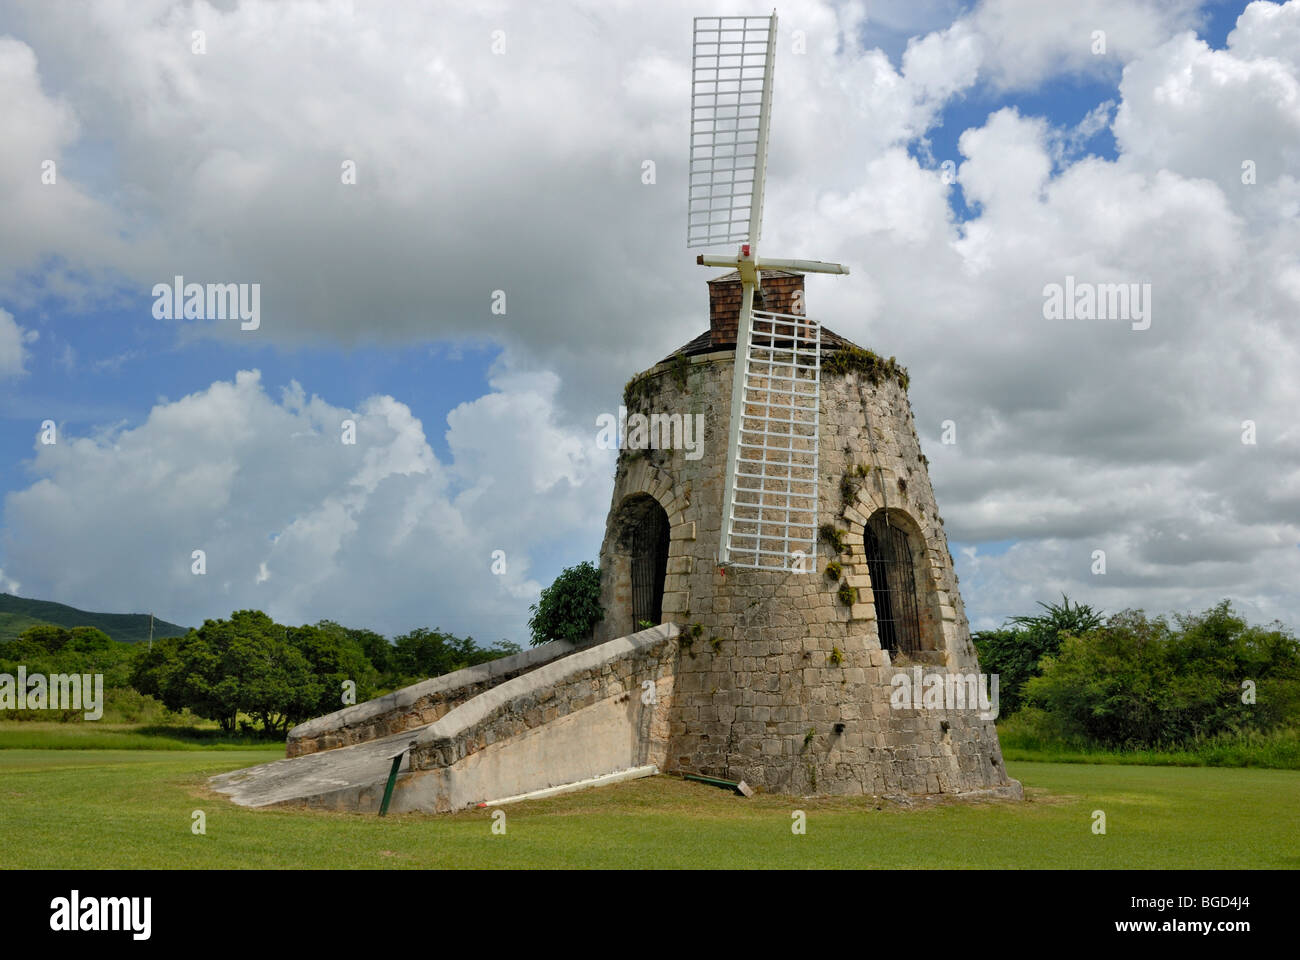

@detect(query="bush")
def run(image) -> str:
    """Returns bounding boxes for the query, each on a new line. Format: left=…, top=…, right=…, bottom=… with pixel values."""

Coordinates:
left=973, top=594, right=1104, bottom=715
left=528, top=561, right=604, bottom=646
left=1025, top=602, right=1300, bottom=748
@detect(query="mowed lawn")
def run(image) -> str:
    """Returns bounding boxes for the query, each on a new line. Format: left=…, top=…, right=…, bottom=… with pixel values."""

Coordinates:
left=1, top=749, right=1297, bottom=869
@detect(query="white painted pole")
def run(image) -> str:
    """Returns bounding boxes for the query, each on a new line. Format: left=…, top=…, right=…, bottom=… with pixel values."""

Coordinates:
left=697, top=254, right=850, bottom=276
left=718, top=272, right=758, bottom=563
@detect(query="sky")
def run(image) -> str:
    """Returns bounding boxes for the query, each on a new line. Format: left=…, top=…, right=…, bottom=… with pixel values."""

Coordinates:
left=0, top=0, right=1297, bottom=642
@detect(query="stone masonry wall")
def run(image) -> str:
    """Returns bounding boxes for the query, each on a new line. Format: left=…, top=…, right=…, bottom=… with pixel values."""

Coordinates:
left=410, top=624, right=681, bottom=780
left=286, top=641, right=576, bottom=757
left=596, top=345, right=1018, bottom=799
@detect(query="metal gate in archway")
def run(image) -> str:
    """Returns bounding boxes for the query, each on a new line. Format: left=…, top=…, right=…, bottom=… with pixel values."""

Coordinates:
left=863, top=515, right=922, bottom=656
left=630, top=506, right=670, bottom=627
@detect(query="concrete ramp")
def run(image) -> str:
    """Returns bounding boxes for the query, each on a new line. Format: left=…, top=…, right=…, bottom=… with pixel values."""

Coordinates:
left=210, top=729, right=415, bottom=811
left=285, top=639, right=576, bottom=757
left=210, top=624, right=680, bottom=813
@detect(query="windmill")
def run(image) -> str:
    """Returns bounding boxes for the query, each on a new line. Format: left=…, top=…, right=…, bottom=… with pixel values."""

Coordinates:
left=688, top=11, right=849, bottom=572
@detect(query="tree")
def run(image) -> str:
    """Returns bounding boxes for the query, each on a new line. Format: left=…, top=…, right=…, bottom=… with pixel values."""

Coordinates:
left=390, top=628, right=506, bottom=677
left=316, top=619, right=394, bottom=675
left=129, top=610, right=321, bottom=736
left=17, top=623, right=72, bottom=652
left=527, top=561, right=603, bottom=646
left=289, top=623, right=376, bottom=716
left=66, top=626, right=114, bottom=653
left=1025, top=601, right=1300, bottom=746
left=972, top=594, right=1104, bottom=716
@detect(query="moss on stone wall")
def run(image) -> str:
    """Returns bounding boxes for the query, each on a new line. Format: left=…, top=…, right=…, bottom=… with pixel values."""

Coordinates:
left=824, top=346, right=910, bottom=390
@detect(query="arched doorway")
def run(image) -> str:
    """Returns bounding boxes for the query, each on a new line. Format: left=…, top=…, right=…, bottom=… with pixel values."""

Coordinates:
left=863, top=511, right=923, bottom=656
left=614, top=494, right=670, bottom=629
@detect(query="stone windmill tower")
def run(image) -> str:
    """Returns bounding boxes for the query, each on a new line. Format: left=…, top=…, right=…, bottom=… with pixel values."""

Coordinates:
left=593, top=13, right=1019, bottom=799
left=208, top=11, right=1018, bottom=815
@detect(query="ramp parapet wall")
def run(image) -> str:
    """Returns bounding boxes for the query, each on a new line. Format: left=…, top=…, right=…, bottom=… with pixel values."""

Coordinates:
left=286, top=640, right=577, bottom=758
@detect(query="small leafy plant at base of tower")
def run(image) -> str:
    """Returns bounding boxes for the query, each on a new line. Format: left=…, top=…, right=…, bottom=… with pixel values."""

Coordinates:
left=637, top=620, right=654, bottom=630
left=825, top=559, right=842, bottom=580
left=837, top=581, right=857, bottom=606
left=819, top=523, right=847, bottom=554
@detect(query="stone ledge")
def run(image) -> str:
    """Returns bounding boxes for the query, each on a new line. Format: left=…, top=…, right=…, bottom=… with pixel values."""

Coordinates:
left=409, top=623, right=681, bottom=769
left=286, top=640, right=576, bottom=756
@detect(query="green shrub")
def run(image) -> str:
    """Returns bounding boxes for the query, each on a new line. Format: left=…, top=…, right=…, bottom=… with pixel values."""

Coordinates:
left=1025, top=601, right=1300, bottom=748
left=972, top=594, right=1104, bottom=715
left=527, top=561, right=604, bottom=647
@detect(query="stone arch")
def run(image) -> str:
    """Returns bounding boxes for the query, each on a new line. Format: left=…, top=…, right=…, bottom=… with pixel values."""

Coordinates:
left=613, top=493, right=670, bottom=627
left=845, top=505, right=948, bottom=661
left=599, top=459, right=697, bottom=640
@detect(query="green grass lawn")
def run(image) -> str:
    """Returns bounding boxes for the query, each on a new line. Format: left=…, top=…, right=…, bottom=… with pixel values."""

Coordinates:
left=1, top=748, right=1296, bottom=868
left=0, top=721, right=284, bottom=751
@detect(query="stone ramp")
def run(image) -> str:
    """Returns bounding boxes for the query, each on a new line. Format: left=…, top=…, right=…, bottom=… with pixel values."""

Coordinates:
left=210, top=728, right=417, bottom=811
left=209, top=624, right=680, bottom=814
left=286, top=639, right=576, bottom=757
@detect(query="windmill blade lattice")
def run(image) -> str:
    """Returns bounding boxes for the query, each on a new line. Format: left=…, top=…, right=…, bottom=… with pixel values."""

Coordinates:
left=724, top=307, right=821, bottom=571
left=687, top=15, right=776, bottom=249
left=688, top=9, right=847, bottom=572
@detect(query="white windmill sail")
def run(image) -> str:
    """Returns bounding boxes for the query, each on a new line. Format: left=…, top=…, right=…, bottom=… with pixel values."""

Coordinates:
left=726, top=306, right=822, bottom=570
left=688, top=14, right=776, bottom=249
left=690, top=10, right=848, bottom=572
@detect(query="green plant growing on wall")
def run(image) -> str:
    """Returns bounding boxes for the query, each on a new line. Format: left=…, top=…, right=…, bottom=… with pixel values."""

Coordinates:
left=840, top=474, right=855, bottom=504
left=828, top=646, right=845, bottom=666
left=819, top=523, right=846, bottom=554
left=803, top=727, right=816, bottom=747
left=824, top=559, right=842, bottom=580
left=824, top=345, right=910, bottom=390
left=710, top=636, right=723, bottom=653
left=837, top=581, right=857, bottom=606
left=691, top=623, right=703, bottom=638
left=840, top=464, right=871, bottom=507
left=669, top=351, right=690, bottom=391
left=622, top=370, right=658, bottom=412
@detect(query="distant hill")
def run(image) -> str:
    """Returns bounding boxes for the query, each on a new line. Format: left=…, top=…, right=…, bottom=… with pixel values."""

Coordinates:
left=0, top=593, right=190, bottom=645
